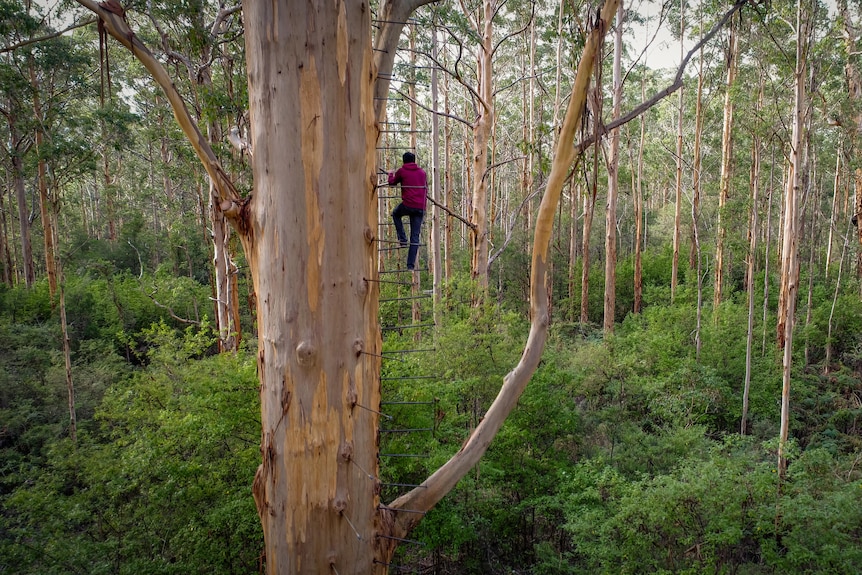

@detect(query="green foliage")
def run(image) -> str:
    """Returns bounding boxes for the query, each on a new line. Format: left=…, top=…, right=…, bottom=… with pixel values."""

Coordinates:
left=1, top=326, right=262, bottom=575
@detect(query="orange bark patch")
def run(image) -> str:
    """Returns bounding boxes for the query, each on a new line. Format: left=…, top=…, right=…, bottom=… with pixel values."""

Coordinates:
left=300, top=58, right=324, bottom=312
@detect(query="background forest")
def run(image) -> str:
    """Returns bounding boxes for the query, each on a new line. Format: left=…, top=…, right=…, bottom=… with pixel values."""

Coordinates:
left=2, top=0, right=862, bottom=573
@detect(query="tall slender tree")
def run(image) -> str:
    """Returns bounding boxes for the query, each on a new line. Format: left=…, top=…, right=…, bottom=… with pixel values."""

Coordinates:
left=714, top=10, right=739, bottom=314
left=603, top=0, right=624, bottom=334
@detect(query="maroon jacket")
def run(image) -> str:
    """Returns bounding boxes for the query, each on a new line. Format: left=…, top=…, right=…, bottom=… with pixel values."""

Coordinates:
left=388, top=163, right=427, bottom=210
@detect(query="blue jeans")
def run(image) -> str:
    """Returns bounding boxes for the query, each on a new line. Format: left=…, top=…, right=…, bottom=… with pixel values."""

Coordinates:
left=392, top=203, right=424, bottom=269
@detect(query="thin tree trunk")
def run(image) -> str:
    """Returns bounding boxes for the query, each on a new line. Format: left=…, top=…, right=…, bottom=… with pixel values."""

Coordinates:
left=59, top=275, right=76, bottom=443
left=825, top=149, right=840, bottom=277
left=469, top=0, right=494, bottom=293
left=761, top=150, right=775, bottom=356
left=581, top=183, right=595, bottom=324
left=604, top=0, right=624, bottom=335
left=778, top=0, right=811, bottom=477
left=742, top=75, right=763, bottom=435
left=29, top=62, right=57, bottom=299
left=9, top=113, right=36, bottom=287
left=634, top=84, right=645, bottom=314
left=431, top=24, right=442, bottom=323
left=444, top=57, right=453, bottom=282
left=671, top=1, right=684, bottom=300
left=0, top=171, right=11, bottom=286
left=690, top=30, right=704, bottom=271
left=714, top=11, right=739, bottom=314
left=825, top=220, right=850, bottom=373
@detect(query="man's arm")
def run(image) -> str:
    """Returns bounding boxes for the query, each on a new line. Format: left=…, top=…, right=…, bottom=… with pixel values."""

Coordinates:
left=388, top=168, right=401, bottom=186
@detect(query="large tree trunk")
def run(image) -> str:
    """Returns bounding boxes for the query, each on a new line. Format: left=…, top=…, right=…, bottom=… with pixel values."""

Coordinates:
left=241, top=3, right=382, bottom=572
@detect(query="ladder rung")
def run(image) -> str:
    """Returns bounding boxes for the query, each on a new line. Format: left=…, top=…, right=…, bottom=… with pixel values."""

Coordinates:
left=380, top=428, right=433, bottom=433
left=383, top=323, right=435, bottom=331
left=379, top=453, right=430, bottom=458
left=382, top=348, right=435, bottom=354
left=380, top=295, right=431, bottom=302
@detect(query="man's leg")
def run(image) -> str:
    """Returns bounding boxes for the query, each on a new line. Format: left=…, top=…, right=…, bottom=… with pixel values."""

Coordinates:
left=392, top=203, right=408, bottom=247
left=406, top=209, right=425, bottom=270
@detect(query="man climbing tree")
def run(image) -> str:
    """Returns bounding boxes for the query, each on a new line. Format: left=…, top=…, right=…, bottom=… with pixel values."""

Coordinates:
left=388, top=151, right=428, bottom=271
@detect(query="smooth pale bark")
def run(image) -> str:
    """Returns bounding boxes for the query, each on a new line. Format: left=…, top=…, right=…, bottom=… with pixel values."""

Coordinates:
left=690, top=51, right=704, bottom=270
left=444, top=62, right=453, bottom=282
left=569, top=178, right=580, bottom=319
left=714, top=12, right=739, bottom=314
left=603, top=0, right=623, bottom=335
left=671, top=1, right=684, bottom=301
left=778, top=0, right=811, bottom=477
left=198, top=26, right=242, bottom=352
left=468, top=0, right=494, bottom=292
left=241, top=4, right=385, bottom=571
left=431, top=27, right=442, bottom=322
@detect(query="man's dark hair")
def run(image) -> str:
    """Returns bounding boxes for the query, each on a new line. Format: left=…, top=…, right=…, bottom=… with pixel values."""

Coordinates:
left=403, top=152, right=415, bottom=164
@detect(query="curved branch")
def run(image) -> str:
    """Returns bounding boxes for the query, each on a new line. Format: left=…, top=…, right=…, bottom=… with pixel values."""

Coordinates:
left=394, top=87, right=473, bottom=128
left=383, top=0, right=622, bottom=541
left=490, top=2, right=534, bottom=59
left=73, top=0, right=243, bottom=220
left=209, top=4, right=242, bottom=36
